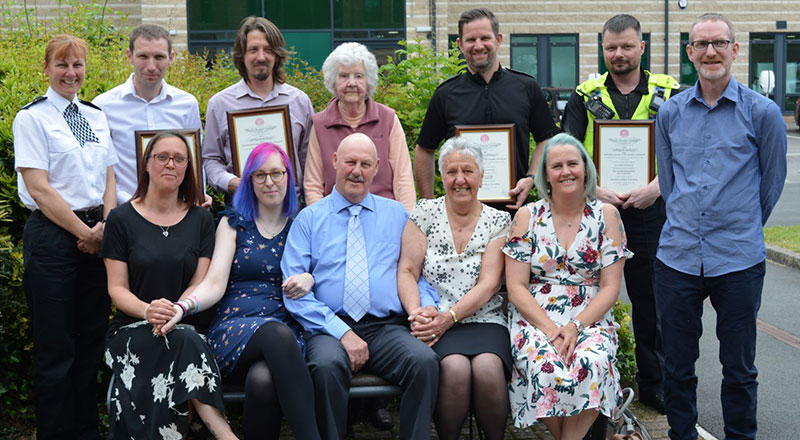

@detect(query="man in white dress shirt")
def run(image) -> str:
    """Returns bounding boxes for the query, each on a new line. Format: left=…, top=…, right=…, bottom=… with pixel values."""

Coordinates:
left=94, top=24, right=202, bottom=204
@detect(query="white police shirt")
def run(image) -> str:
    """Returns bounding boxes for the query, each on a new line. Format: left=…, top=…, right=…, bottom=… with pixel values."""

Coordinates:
left=93, top=74, right=202, bottom=203
left=13, top=87, right=118, bottom=211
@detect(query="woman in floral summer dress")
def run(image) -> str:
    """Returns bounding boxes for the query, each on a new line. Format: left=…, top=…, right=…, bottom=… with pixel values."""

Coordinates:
left=503, top=133, right=631, bottom=440
left=102, top=132, right=237, bottom=439
left=161, top=143, right=319, bottom=439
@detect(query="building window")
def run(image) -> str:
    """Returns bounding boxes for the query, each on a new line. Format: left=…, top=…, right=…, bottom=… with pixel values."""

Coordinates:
left=749, top=32, right=800, bottom=112
left=679, top=33, right=697, bottom=85
left=187, top=0, right=405, bottom=69
left=596, top=33, right=650, bottom=74
left=510, top=34, right=578, bottom=88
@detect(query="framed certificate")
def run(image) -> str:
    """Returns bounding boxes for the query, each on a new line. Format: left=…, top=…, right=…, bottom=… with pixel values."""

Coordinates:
left=454, top=124, right=516, bottom=203
left=135, top=129, right=204, bottom=205
left=227, top=105, right=294, bottom=176
left=592, top=120, right=655, bottom=195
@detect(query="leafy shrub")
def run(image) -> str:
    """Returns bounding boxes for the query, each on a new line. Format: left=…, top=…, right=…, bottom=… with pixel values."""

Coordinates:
left=613, top=300, right=637, bottom=388
left=375, top=41, right=466, bottom=197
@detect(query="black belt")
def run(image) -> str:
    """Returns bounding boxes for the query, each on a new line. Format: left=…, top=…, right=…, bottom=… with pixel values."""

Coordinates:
left=73, top=205, right=104, bottom=226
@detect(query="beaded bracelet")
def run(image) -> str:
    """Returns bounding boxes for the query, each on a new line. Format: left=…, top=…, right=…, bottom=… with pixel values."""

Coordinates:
left=175, top=301, right=187, bottom=315
left=190, top=294, right=200, bottom=314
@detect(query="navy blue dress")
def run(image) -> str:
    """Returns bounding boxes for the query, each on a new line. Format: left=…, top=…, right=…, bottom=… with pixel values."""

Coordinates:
left=207, top=211, right=306, bottom=376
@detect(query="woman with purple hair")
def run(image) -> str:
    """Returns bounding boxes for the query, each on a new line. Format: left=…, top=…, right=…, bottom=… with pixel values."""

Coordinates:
left=162, top=142, right=319, bottom=439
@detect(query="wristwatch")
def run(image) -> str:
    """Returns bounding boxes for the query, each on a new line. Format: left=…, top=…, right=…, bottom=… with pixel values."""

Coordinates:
left=569, top=318, right=585, bottom=333
left=524, top=173, right=536, bottom=181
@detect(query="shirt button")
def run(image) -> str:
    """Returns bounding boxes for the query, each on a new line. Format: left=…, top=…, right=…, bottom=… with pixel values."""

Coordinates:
left=703, top=185, right=707, bottom=189
left=701, top=237, right=705, bottom=241
left=704, top=160, right=710, bottom=164
left=701, top=212, right=705, bottom=216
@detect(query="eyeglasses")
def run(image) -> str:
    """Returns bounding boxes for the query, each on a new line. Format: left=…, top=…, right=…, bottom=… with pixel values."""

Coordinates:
left=251, top=170, right=287, bottom=184
left=151, top=153, right=189, bottom=167
left=690, top=40, right=732, bottom=51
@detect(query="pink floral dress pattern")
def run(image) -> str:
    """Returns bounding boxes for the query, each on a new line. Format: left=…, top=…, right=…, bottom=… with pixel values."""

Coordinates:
left=502, top=198, right=632, bottom=427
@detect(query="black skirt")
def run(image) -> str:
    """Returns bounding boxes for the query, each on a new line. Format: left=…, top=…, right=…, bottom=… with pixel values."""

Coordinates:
left=105, top=321, right=226, bottom=439
left=433, top=322, right=513, bottom=379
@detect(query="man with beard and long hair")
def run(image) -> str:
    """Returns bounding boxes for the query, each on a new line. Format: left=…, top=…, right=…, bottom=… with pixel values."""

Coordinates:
left=202, top=17, right=313, bottom=199
left=561, top=14, right=679, bottom=415
left=415, top=8, right=559, bottom=211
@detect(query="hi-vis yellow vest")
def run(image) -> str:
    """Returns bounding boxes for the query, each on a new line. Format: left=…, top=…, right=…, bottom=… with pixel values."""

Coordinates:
left=577, top=71, right=679, bottom=156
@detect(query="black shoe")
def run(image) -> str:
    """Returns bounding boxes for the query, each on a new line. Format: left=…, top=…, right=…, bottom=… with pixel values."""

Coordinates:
left=369, top=406, right=394, bottom=430
left=639, top=391, right=666, bottom=415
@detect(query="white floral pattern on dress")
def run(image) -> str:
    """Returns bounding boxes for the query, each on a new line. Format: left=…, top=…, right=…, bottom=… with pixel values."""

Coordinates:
left=106, top=322, right=225, bottom=438
left=158, top=422, right=182, bottom=440
left=179, top=353, right=218, bottom=393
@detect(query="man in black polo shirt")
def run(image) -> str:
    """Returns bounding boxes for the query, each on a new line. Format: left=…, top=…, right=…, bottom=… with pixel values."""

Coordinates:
left=414, top=7, right=559, bottom=209
left=561, top=14, right=680, bottom=414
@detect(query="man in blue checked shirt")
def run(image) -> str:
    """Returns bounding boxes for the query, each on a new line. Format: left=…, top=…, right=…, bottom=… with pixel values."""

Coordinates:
left=654, top=13, right=786, bottom=440
left=281, top=133, right=439, bottom=440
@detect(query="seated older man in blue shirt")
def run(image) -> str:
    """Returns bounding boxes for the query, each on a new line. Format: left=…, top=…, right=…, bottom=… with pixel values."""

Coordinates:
left=281, top=132, right=439, bottom=440
left=654, top=13, right=786, bottom=440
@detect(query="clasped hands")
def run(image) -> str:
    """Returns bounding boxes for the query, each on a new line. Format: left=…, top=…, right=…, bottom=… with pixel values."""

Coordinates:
left=152, top=272, right=315, bottom=336
left=408, top=305, right=453, bottom=347
left=547, top=322, right=581, bottom=365
left=76, top=222, right=104, bottom=254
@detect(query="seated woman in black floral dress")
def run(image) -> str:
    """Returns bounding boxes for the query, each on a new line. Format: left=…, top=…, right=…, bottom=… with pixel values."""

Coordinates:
left=102, top=132, right=237, bottom=439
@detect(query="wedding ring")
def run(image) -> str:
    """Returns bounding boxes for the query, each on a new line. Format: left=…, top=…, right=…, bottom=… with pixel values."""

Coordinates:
left=431, top=334, right=437, bottom=340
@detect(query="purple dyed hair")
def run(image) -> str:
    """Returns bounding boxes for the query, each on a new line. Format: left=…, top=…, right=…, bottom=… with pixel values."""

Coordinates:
left=232, top=142, right=298, bottom=221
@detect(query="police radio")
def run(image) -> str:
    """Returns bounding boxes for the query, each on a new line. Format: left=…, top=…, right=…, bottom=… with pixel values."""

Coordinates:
left=577, top=89, right=616, bottom=120
left=649, top=87, right=667, bottom=113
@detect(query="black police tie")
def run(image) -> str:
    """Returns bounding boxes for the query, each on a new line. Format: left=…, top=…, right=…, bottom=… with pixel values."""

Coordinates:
left=63, top=102, right=99, bottom=147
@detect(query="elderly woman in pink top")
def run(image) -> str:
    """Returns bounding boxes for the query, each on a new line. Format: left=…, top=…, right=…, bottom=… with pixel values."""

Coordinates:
left=303, top=42, right=415, bottom=211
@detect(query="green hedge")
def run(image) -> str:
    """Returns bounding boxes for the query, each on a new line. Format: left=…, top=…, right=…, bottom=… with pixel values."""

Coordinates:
left=0, top=0, right=636, bottom=434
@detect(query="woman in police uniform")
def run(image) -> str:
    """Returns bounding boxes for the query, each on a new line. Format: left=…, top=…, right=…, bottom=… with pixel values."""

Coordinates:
left=13, top=34, right=117, bottom=439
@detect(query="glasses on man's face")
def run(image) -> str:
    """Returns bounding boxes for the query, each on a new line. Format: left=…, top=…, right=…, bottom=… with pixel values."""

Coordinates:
left=151, top=153, right=189, bottom=167
left=251, top=170, right=287, bottom=184
left=690, top=39, right=732, bottom=51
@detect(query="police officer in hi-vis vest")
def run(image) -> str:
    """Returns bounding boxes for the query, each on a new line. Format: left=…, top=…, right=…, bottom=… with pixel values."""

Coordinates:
left=562, top=13, right=679, bottom=415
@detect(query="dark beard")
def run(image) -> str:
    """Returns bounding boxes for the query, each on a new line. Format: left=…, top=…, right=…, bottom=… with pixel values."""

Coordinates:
left=251, top=70, right=270, bottom=81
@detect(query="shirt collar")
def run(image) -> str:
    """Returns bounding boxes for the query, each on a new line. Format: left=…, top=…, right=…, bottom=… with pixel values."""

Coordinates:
left=234, top=78, right=289, bottom=100
left=122, top=73, right=171, bottom=102
left=467, top=65, right=505, bottom=85
left=691, top=74, right=740, bottom=105
left=45, top=86, right=79, bottom=113
left=330, top=187, right=376, bottom=213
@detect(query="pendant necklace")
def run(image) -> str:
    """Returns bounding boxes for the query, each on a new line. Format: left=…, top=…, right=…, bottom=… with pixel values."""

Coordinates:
left=256, top=217, right=287, bottom=239
left=159, top=225, right=170, bottom=237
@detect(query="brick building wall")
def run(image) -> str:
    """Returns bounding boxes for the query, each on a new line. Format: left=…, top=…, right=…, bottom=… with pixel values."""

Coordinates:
left=406, top=0, right=800, bottom=83
left=3, top=0, right=187, bottom=51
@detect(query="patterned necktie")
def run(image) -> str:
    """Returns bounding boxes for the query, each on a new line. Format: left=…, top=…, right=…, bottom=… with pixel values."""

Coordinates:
left=63, top=102, right=99, bottom=147
left=343, top=204, right=370, bottom=321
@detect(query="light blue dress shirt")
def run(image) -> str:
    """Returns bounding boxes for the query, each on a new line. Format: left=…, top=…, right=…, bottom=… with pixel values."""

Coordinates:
left=655, top=76, right=787, bottom=277
left=281, top=188, right=438, bottom=339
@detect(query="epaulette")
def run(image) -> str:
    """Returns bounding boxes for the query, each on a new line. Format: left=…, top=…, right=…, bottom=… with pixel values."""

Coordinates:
left=21, top=96, right=47, bottom=110
left=435, top=73, right=464, bottom=90
left=504, top=67, right=538, bottom=81
left=80, top=99, right=102, bottom=111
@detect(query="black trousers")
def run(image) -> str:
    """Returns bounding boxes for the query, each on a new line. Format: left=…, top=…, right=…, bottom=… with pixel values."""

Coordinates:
left=619, top=197, right=666, bottom=395
left=305, top=315, right=439, bottom=440
left=655, top=260, right=764, bottom=440
left=23, top=211, right=109, bottom=440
